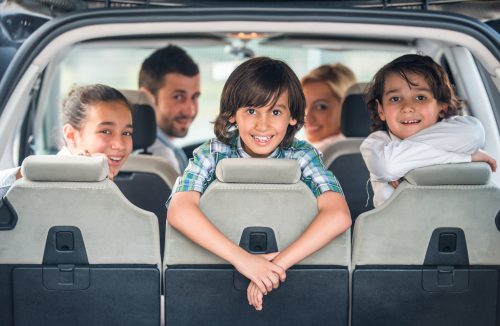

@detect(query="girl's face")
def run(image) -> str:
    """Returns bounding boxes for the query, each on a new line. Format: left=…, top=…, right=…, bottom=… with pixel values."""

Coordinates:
left=377, top=72, right=447, bottom=139
left=229, top=91, right=297, bottom=158
left=303, top=81, right=342, bottom=143
left=64, top=100, right=133, bottom=178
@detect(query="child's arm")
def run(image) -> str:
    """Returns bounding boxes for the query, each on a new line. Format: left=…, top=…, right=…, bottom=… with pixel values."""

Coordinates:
left=472, top=149, right=497, bottom=172
left=0, top=167, right=22, bottom=198
left=361, top=117, right=483, bottom=183
left=168, top=191, right=285, bottom=295
left=408, top=116, right=485, bottom=154
left=247, top=191, right=350, bottom=310
left=271, top=191, right=351, bottom=270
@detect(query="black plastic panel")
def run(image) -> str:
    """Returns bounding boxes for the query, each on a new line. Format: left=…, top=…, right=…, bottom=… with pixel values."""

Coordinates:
left=165, top=266, right=348, bottom=326
left=115, top=172, right=170, bottom=258
left=424, top=228, right=469, bottom=266
left=352, top=267, right=499, bottom=326
left=329, top=154, right=373, bottom=220
left=0, top=197, right=18, bottom=230
left=0, top=265, right=160, bottom=326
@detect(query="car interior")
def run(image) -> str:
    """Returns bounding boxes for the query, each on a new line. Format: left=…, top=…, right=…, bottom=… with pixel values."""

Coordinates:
left=0, top=5, right=499, bottom=326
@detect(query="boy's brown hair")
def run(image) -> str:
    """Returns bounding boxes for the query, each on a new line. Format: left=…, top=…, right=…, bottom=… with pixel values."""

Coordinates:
left=214, top=57, right=305, bottom=147
left=365, top=54, right=463, bottom=131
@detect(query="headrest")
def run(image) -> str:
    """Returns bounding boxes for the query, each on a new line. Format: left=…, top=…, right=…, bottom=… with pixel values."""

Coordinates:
left=120, top=89, right=154, bottom=106
left=340, top=83, right=371, bottom=137
left=132, top=104, right=157, bottom=150
left=215, top=158, right=300, bottom=184
left=21, top=155, right=109, bottom=182
left=404, top=162, right=491, bottom=186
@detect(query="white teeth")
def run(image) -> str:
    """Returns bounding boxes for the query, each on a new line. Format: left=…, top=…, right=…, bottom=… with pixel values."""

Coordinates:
left=253, top=136, right=271, bottom=141
left=401, top=120, right=420, bottom=124
left=109, top=157, right=121, bottom=162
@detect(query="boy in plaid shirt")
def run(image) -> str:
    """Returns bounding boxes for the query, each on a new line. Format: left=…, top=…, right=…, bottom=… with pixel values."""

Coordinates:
left=168, top=57, right=351, bottom=310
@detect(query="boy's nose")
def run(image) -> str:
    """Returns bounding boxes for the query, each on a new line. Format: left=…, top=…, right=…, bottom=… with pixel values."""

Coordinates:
left=401, top=101, right=415, bottom=112
left=255, top=115, right=269, bottom=130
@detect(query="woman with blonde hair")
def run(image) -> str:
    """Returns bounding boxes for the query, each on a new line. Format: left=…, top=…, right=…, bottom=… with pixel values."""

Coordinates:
left=301, top=63, right=357, bottom=151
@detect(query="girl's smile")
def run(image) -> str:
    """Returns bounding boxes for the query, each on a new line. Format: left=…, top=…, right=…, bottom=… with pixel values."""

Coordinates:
left=64, top=100, right=133, bottom=178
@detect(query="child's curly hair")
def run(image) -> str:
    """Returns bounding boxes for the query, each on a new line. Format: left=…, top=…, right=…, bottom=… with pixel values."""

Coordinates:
left=365, top=54, right=463, bottom=132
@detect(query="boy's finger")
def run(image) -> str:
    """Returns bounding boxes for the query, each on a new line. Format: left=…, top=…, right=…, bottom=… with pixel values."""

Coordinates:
left=263, top=277, right=273, bottom=292
left=271, top=263, right=286, bottom=280
left=261, top=252, right=280, bottom=261
left=269, top=272, right=279, bottom=288
left=253, top=279, right=267, bottom=295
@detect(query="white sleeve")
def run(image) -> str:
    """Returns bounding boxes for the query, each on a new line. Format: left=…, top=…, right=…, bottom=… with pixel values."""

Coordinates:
left=0, top=167, right=20, bottom=198
left=407, top=116, right=485, bottom=154
left=371, top=179, right=395, bottom=208
left=361, top=129, right=471, bottom=182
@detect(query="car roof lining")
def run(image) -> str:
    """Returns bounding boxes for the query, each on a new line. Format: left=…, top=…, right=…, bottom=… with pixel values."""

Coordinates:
left=28, top=21, right=499, bottom=77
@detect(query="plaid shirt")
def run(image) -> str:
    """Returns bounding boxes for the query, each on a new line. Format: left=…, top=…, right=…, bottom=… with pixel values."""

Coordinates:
left=173, top=135, right=343, bottom=197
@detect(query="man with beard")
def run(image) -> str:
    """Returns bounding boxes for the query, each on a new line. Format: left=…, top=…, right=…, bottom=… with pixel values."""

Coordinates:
left=139, top=44, right=200, bottom=173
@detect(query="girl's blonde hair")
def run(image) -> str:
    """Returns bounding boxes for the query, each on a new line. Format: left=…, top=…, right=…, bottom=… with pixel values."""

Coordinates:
left=301, top=63, right=357, bottom=102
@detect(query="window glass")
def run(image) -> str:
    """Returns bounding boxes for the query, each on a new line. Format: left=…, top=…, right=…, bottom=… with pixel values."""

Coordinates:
left=35, top=43, right=406, bottom=153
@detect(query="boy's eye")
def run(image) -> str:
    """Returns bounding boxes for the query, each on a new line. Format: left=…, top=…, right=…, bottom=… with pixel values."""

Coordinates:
left=123, top=131, right=133, bottom=137
left=389, top=96, right=400, bottom=103
left=246, top=108, right=256, bottom=115
left=100, top=129, right=111, bottom=135
left=272, top=109, right=282, bottom=116
left=416, top=95, right=427, bottom=101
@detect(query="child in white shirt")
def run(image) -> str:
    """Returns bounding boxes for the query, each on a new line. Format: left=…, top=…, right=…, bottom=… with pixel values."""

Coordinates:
left=361, top=54, right=496, bottom=207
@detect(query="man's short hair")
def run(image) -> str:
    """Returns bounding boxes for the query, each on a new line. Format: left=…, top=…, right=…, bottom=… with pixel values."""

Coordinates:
left=138, top=44, right=199, bottom=96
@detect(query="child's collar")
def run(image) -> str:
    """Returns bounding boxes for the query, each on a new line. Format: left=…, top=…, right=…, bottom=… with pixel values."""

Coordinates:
left=388, top=130, right=402, bottom=141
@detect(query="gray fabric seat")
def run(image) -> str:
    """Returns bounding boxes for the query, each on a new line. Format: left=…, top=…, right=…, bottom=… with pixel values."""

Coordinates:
left=351, top=162, right=500, bottom=326
left=115, top=89, right=179, bottom=259
left=164, top=158, right=350, bottom=326
left=321, top=82, right=373, bottom=221
left=0, top=155, right=161, bottom=326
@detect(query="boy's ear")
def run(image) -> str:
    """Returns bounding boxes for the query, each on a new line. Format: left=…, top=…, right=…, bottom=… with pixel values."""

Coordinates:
left=439, top=103, right=449, bottom=118
left=289, top=117, right=297, bottom=126
left=228, top=116, right=236, bottom=124
left=63, top=124, right=79, bottom=150
left=376, top=100, right=386, bottom=121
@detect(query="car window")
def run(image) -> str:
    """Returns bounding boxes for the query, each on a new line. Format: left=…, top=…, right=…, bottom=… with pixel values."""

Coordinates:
left=34, top=43, right=405, bottom=154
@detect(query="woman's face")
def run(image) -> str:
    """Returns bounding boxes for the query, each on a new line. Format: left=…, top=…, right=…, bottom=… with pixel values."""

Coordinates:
left=303, top=81, right=342, bottom=143
left=65, top=100, right=133, bottom=178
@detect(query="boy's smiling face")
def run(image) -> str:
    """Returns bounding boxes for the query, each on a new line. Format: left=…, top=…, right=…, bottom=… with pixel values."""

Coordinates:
left=229, top=91, right=297, bottom=157
left=377, top=72, right=447, bottom=139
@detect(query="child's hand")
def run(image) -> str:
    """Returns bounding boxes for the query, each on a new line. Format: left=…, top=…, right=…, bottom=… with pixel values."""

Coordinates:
left=75, top=151, right=116, bottom=181
left=472, top=149, right=497, bottom=172
left=389, top=177, right=404, bottom=189
left=247, top=281, right=264, bottom=311
left=389, top=180, right=400, bottom=189
left=234, top=251, right=285, bottom=295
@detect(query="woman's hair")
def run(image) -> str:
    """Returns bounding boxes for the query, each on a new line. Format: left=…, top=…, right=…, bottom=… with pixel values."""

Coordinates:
left=214, top=57, right=305, bottom=147
left=61, top=84, right=133, bottom=130
left=301, top=63, right=357, bottom=102
left=365, top=54, right=463, bottom=131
